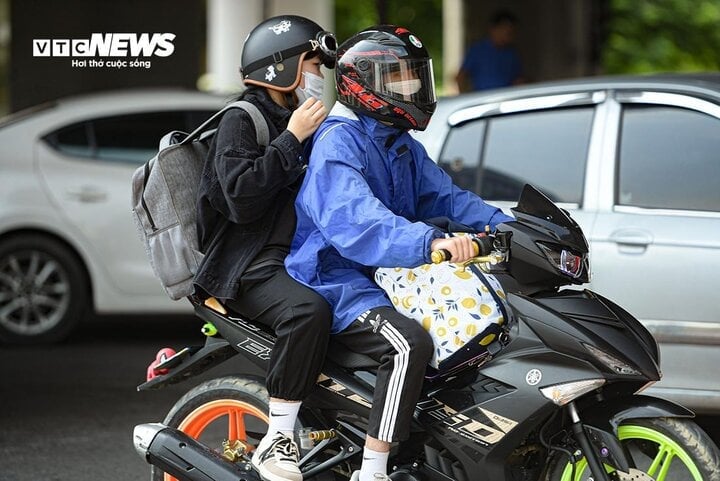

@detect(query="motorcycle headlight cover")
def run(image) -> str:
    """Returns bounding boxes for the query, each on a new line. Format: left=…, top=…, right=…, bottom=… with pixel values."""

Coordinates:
left=540, top=379, right=606, bottom=406
left=584, top=343, right=641, bottom=376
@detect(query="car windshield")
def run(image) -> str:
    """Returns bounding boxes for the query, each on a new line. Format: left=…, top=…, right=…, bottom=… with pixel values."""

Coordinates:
left=511, top=184, right=589, bottom=253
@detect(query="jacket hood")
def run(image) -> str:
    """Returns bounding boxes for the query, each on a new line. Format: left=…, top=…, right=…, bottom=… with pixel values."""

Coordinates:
left=325, top=102, right=404, bottom=141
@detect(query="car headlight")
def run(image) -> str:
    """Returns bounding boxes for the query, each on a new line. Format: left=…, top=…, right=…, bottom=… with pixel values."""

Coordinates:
left=540, top=379, right=606, bottom=406
left=537, top=242, right=588, bottom=280
left=584, top=343, right=641, bottom=376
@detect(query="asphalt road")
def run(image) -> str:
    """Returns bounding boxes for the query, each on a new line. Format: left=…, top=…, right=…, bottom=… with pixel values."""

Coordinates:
left=0, top=314, right=254, bottom=481
left=1, top=315, right=719, bottom=481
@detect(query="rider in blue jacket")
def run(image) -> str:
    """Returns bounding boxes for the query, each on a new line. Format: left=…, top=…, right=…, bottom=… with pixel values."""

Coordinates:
left=285, top=26, right=513, bottom=481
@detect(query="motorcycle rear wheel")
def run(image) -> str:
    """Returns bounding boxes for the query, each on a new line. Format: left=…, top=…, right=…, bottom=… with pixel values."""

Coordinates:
left=550, top=417, right=720, bottom=481
left=151, top=376, right=271, bottom=481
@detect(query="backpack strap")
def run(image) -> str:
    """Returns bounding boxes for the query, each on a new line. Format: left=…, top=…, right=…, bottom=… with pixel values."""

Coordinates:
left=233, top=100, right=270, bottom=147
left=180, top=99, right=270, bottom=147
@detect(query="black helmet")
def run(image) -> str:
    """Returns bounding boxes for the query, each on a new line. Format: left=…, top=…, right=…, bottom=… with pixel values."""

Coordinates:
left=241, top=15, right=336, bottom=91
left=336, top=25, right=437, bottom=130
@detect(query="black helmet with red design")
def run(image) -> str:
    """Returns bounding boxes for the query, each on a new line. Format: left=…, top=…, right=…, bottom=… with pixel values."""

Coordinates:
left=241, top=15, right=336, bottom=91
left=335, top=25, right=437, bottom=130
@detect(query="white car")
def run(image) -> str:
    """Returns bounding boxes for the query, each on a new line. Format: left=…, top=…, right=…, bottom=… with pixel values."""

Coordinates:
left=0, top=89, right=225, bottom=343
left=413, top=73, right=720, bottom=414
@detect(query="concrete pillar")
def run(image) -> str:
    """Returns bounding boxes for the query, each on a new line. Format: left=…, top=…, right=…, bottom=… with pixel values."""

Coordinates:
left=205, top=0, right=334, bottom=102
left=442, top=0, right=464, bottom=95
left=269, top=0, right=333, bottom=31
left=204, top=0, right=263, bottom=93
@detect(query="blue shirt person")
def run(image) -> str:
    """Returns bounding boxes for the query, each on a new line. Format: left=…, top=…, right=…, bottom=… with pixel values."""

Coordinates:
left=456, top=10, right=524, bottom=92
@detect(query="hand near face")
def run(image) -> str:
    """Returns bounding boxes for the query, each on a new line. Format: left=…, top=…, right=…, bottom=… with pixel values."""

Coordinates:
left=287, top=97, right=327, bottom=143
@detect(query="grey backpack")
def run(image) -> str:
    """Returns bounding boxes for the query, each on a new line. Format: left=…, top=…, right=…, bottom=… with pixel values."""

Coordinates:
left=131, top=100, right=269, bottom=300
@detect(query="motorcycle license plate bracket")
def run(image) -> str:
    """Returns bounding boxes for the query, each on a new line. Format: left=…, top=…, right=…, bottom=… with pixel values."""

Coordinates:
left=155, top=346, right=195, bottom=371
left=137, top=336, right=236, bottom=391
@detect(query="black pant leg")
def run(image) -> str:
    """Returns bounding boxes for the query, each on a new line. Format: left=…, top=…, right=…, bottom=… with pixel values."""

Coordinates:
left=226, top=266, right=332, bottom=400
left=332, top=306, right=433, bottom=442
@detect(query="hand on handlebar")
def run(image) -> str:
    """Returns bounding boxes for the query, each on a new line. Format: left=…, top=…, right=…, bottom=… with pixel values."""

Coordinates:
left=430, top=235, right=477, bottom=264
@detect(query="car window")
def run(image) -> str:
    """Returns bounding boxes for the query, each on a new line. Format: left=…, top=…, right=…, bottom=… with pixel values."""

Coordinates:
left=618, top=105, right=720, bottom=212
left=438, top=119, right=486, bottom=193
left=93, top=111, right=207, bottom=164
left=53, top=122, right=93, bottom=157
left=44, top=110, right=215, bottom=164
left=481, top=107, right=594, bottom=203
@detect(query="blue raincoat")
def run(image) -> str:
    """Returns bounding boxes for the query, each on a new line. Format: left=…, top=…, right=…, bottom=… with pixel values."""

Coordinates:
left=285, top=104, right=512, bottom=333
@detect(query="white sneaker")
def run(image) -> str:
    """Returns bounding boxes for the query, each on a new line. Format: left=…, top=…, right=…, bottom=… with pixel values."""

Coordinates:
left=251, top=432, right=302, bottom=481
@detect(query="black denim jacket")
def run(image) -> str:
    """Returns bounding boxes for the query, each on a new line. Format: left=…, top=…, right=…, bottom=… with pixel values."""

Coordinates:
left=194, top=87, right=305, bottom=300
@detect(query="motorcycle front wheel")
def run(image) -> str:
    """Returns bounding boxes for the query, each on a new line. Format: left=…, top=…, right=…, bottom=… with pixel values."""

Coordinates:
left=549, top=417, right=720, bottom=481
left=151, top=376, right=271, bottom=481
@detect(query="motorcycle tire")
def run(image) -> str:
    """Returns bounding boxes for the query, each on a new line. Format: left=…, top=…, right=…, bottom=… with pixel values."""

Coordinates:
left=151, top=375, right=272, bottom=481
left=547, top=417, right=720, bottom=481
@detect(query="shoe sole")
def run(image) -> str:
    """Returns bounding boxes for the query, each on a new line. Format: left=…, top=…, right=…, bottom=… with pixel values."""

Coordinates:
left=251, top=456, right=302, bottom=481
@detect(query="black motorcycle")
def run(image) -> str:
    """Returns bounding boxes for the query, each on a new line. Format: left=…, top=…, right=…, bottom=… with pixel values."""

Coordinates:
left=133, top=185, right=720, bottom=481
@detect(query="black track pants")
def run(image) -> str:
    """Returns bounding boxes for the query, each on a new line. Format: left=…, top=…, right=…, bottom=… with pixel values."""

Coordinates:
left=225, top=265, right=332, bottom=401
left=332, top=306, right=434, bottom=443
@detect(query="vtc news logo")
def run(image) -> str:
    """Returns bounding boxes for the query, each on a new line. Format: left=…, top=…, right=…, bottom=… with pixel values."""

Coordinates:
left=32, top=33, right=176, bottom=57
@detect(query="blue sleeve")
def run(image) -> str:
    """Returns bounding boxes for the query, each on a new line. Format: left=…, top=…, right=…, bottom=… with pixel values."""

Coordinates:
left=300, top=125, right=441, bottom=267
left=414, top=142, right=514, bottom=229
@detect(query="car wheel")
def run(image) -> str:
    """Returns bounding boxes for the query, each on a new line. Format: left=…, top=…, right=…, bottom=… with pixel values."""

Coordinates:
left=0, top=234, right=88, bottom=344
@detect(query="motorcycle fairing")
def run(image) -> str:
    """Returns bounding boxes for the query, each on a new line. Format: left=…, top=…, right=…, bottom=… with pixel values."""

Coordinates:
left=511, top=184, right=589, bottom=255
left=505, top=290, right=661, bottom=381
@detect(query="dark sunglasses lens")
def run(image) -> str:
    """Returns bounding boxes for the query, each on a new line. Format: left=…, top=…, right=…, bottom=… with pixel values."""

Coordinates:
left=323, top=35, right=337, bottom=54
left=316, top=32, right=337, bottom=56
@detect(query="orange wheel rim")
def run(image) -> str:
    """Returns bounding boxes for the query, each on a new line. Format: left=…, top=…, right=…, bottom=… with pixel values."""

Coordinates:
left=163, top=399, right=269, bottom=481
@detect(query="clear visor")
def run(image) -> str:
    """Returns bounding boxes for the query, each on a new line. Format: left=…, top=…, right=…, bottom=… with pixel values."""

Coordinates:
left=368, top=58, right=436, bottom=106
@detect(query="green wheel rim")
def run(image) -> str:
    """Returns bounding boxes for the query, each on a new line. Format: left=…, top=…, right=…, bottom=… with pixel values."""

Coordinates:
left=559, top=424, right=704, bottom=481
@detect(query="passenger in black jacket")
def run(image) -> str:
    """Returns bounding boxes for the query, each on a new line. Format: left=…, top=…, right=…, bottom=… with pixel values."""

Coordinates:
left=194, top=15, right=336, bottom=481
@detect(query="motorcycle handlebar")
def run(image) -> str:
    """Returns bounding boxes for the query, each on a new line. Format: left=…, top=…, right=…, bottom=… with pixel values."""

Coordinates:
left=431, top=235, right=494, bottom=264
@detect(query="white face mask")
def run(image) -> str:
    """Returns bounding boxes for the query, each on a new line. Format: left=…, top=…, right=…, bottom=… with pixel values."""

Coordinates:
left=295, top=71, right=325, bottom=103
left=385, top=78, right=422, bottom=96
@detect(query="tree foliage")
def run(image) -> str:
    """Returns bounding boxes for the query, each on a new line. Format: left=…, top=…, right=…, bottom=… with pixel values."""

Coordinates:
left=604, top=0, right=720, bottom=73
left=334, top=0, right=444, bottom=85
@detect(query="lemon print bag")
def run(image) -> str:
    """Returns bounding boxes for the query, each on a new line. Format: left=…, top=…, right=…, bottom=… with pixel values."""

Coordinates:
left=374, top=250, right=510, bottom=370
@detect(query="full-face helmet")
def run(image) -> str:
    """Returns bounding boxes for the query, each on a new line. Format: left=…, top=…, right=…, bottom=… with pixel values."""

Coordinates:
left=336, top=25, right=436, bottom=130
left=241, top=15, right=336, bottom=91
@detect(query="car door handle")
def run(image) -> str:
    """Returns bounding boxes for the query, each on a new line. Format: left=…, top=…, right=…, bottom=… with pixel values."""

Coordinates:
left=66, top=187, right=108, bottom=203
left=609, top=229, right=653, bottom=254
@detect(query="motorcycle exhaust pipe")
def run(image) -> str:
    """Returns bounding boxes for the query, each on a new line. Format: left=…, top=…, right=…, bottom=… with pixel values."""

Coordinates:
left=133, top=423, right=261, bottom=481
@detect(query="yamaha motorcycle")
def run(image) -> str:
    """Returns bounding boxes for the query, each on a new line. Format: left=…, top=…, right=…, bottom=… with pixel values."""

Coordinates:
left=133, top=185, right=720, bottom=481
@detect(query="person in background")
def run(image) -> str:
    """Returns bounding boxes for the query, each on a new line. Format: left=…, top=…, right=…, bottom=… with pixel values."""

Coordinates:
left=286, top=25, right=513, bottom=481
left=193, top=15, right=336, bottom=481
left=456, top=10, right=524, bottom=92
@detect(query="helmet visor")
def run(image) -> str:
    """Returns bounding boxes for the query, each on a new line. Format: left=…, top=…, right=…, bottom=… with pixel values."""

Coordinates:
left=369, top=58, right=436, bottom=107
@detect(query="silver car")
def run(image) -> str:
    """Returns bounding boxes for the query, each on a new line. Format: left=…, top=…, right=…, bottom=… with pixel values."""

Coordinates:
left=413, top=73, right=720, bottom=414
left=0, top=89, right=225, bottom=343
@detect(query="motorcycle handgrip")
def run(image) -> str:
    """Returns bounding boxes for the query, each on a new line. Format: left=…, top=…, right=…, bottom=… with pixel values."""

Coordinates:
left=431, top=236, right=493, bottom=264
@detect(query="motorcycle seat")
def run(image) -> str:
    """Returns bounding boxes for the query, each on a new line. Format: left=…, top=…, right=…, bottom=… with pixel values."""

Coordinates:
left=200, top=296, right=381, bottom=371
